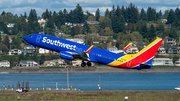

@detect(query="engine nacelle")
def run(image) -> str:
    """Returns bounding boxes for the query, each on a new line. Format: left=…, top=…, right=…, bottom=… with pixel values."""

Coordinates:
left=59, top=51, right=74, bottom=60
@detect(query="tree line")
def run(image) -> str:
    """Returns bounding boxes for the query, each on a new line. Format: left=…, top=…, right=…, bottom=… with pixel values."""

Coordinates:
left=0, top=3, right=180, bottom=52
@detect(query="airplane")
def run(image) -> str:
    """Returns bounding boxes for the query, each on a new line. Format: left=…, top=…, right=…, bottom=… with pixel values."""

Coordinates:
left=23, top=34, right=163, bottom=69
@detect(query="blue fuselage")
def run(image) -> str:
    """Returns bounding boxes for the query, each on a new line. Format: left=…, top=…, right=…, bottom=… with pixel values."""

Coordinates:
left=23, top=34, right=124, bottom=65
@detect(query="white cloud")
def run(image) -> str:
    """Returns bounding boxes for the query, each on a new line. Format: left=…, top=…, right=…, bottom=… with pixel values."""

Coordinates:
left=63, top=0, right=112, bottom=6
left=1, top=0, right=180, bottom=16
left=1, top=6, right=44, bottom=16
left=124, top=0, right=159, bottom=4
left=50, top=1, right=61, bottom=5
left=82, top=6, right=112, bottom=15
left=0, top=0, right=38, bottom=8
left=122, top=0, right=180, bottom=5
left=156, top=6, right=180, bottom=12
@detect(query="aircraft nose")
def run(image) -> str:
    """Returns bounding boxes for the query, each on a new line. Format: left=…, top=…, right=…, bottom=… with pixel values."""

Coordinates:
left=23, top=36, right=29, bottom=42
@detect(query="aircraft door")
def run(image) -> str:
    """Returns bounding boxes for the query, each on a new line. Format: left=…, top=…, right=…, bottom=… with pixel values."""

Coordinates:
left=36, top=35, right=41, bottom=43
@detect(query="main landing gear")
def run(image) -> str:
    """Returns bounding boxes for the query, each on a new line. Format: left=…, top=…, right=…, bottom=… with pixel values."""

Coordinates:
left=81, top=60, right=92, bottom=67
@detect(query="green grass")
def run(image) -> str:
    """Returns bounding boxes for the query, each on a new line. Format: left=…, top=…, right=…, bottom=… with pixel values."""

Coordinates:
left=1, top=55, right=19, bottom=57
left=39, top=66, right=65, bottom=69
left=0, top=90, right=180, bottom=101
left=153, top=66, right=180, bottom=68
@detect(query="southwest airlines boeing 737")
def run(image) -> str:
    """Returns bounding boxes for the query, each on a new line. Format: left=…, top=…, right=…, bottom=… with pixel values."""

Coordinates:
left=23, top=34, right=163, bottom=69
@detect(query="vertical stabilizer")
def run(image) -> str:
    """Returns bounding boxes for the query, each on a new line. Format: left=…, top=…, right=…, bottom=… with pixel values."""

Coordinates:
left=132, top=38, right=163, bottom=68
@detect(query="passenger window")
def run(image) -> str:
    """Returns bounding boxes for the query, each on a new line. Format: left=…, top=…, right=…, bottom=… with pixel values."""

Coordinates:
left=29, top=35, right=33, bottom=37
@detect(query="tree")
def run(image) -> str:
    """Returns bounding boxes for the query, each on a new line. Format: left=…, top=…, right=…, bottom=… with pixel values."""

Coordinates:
left=132, top=31, right=144, bottom=50
left=167, top=9, right=175, bottom=24
left=163, top=10, right=169, bottom=19
left=0, top=43, right=8, bottom=54
left=85, top=11, right=94, bottom=20
left=95, top=8, right=100, bottom=21
left=39, top=54, right=45, bottom=65
left=127, top=3, right=139, bottom=23
left=105, top=9, right=110, bottom=18
left=96, top=43, right=107, bottom=49
left=12, top=24, right=18, bottom=35
left=87, top=16, right=95, bottom=21
left=45, top=16, right=55, bottom=35
left=70, top=26, right=80, bottom=36
left=156, top=12, right=160, bottom=20
left=42, top=9, right=50, bottom=20
left=110, top=5, right=116, bottom=17
left=83, top=22, right=90, bottom=34
left=175, top=7, right=180, bottom=27
left=101, top=17, right=112, bottom=29
left=173, top=55, right=179, bottom=64
left=58, top=10, right=65, bottom=26
left=140, top=8, right=147, bottom=21
left=99, top=28, right=104, bottom=35
left=159, top=10, right=162, bottom=19
left=104, top=27, right=113, bottom=36
left=140, top=23, right=148, bottom=38
left=158, top=23, right=165, bottom=33
left=169, top=28, right=177, bottom=39
left=28, top=9, right=37, bottom=22
left=0, top=33, right=1, bottom=42
left=112, top=15, right=125, bottom=33
left=0, top=21, right=8, bottom=34
left=121, top=5, right=127, bottom=21
left=28, top=9, right=39, bottom=34
left=24, top=12, right=27, bottom=18
left=11, top=37, right=21, bottom=49
left=32, top=54, right=37, bottom=62
left=116, top=5, right=121, bottom=17
left=52, top=11, right=58, bottom=24
left=75, top=4, right=85, bottom=23
left=3, top=36, right=10, bottom=49
left=100, top=21, right=105, bottom=29
left=18, top=53, right=25, bottom=62
left=147, top=7, right=156, bottom=21
left=1, top=11, right=5, bottom=15
left=148, top=24, right=156, bottom=42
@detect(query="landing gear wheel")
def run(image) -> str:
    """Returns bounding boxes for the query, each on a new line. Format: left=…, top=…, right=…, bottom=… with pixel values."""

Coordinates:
left=81, top=62, right=86, bottom=67
left=87, top=61, right=92, bottom=66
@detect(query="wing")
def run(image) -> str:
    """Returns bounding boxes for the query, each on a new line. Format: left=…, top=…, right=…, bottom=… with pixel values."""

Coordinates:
left=111, top=42, right=132, bottom=54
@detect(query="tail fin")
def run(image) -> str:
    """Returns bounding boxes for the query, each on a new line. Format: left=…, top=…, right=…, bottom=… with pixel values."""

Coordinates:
left=133, top=38, right=163, bottom=68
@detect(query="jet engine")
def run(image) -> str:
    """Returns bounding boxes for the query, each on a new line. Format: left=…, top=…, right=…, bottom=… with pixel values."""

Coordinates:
left=59, top=51, right=74, bottom=60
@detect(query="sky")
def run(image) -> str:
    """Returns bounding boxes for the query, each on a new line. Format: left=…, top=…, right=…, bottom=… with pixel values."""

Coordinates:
left=0, top=0, right=180, bottom=17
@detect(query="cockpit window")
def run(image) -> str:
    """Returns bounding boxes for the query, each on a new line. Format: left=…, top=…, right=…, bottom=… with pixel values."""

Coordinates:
left=29, top=35, right=33, bottom=37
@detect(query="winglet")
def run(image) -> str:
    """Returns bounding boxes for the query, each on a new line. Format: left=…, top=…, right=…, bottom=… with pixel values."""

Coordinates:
left=122, top=42, right=132, bottom=51
left=85, top=45, right=94, bottom=53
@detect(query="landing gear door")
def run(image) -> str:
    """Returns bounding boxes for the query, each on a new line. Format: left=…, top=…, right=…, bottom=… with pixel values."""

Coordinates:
left=36, top=35, right=41, bottom=43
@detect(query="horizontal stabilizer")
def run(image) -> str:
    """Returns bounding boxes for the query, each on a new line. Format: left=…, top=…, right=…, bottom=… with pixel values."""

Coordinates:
left=111, top=42, right=132, bottom=54
left=122, top=42, right=132, bottom=51
left=111, top=50, right=125, bottom=54
left=139, top=63, right=152, bottom=69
